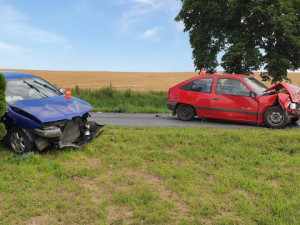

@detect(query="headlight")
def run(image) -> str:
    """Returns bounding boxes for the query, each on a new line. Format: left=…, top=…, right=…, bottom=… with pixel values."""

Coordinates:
left=290, top=103, right=296, bottom=110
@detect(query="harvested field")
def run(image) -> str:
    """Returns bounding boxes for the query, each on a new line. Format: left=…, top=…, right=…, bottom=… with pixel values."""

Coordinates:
left=1, top=69, right=300, bottom=91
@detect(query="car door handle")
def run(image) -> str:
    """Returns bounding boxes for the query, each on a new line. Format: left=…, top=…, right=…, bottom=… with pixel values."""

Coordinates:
left=213, top=98, right=218, bottom=100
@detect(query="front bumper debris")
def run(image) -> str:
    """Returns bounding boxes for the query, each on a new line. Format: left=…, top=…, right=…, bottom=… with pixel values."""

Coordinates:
left=34, top=126, right=62, bottom=138
left=33, top=118, right=104, bottom=151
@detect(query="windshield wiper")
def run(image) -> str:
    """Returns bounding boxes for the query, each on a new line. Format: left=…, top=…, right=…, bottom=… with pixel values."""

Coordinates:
left=33, top=80, right=61, bottom=95
left=23, top=81, right=48, bottom=98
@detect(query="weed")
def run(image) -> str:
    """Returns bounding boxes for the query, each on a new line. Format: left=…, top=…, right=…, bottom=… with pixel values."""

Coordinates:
left=71, top=86, right=168, bottom=113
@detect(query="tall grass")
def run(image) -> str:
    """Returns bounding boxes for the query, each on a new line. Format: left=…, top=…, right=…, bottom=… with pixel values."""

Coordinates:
left=0, top=127, right=299, bottom=224
left=71, top=85, right=168, bottom=113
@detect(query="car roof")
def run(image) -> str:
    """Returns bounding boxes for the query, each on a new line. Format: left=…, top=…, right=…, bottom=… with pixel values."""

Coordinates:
left=177, top=74, right=251, bottom=85
left=0, top=71, right=39, bottom=80
left=201, top=74, right=250, bottom=78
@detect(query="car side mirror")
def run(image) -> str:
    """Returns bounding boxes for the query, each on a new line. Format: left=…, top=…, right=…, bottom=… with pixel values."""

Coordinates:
left=250, top=92, right=257, bottom=98
left=60, top=88, right=65, bottom=94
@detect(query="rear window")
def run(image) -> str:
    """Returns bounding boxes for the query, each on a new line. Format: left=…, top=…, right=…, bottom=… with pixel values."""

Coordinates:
left=180, top=78, right=213, bottom=93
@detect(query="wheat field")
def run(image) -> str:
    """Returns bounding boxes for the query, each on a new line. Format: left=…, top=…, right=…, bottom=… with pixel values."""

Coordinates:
left=1, top=69, right=300, bottom=91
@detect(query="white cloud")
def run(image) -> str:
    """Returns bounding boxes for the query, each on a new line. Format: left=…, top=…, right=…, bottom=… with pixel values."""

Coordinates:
left=0, top=3, right=66, bottom=43
left=0, top=41, right=27, bottom=56
left=118, top=0, right=182, bottom=32
left=131, top=0, right=159, bottom=8
left=119, top=0, right=162, bottom=30
left=140, top=27, right=161, bottom=42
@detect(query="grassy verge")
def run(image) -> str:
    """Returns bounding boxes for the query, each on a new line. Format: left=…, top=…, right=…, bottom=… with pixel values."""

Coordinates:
left=71, top=85, right=168, bottom=113
left=0, top=127, right=299, bottom=224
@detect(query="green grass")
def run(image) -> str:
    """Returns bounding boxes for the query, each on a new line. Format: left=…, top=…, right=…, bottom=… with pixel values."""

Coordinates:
left=71, top=85, right=169, bottom=113
left=0, top=127, right=299, bottom=224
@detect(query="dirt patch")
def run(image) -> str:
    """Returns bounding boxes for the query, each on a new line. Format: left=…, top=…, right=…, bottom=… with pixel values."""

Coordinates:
left=73, top=175, right=134, bottom=224
left=144, top=173, right=189, bottom=213
left=3, top=69, right=298, bottom=92
left=106, top=205, right=134, bottom=224
left=269, top=179, right=281, bottom=187
left=63, top=157, right=102, bottom=170
left=208, top=174, right=216, bottom=184
left=127, top=169, right=190, bottom=220
left=26, top=215, right=58, bottom=225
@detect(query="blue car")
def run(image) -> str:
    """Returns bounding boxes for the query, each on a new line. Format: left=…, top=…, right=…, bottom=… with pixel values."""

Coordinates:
left=1, top=71, right=103, bottom=153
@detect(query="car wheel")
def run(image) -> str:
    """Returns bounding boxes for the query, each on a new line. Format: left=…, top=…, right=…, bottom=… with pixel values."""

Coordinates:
left=177, top=104, right=195, bottom=121
left=7, top=127, right=34, bottom=154
left=264, top=106, right=289, bottom=129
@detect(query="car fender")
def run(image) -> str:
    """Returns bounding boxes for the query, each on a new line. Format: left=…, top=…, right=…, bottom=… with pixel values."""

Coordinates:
left=3, top=106, right=42, bottom=130
left=277, top=93, right=291, bottom=109
left=257, top=94, right=278, bottom=124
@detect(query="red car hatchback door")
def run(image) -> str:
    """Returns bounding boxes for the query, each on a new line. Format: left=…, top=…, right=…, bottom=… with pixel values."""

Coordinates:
left=209, top=78, right=259, bottom=123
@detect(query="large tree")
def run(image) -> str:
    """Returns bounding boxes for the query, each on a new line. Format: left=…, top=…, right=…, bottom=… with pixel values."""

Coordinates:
left=176, top=0, right=300, bottom=83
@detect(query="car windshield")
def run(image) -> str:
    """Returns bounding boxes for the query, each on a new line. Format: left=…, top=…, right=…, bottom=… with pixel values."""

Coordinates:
left=5, top=77, right=62, bottom=104
left=243, top=77, right=268, bottom=96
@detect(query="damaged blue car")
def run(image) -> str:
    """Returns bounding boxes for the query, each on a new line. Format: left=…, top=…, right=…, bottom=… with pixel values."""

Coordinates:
left=1, top=71, right=103, bottom=153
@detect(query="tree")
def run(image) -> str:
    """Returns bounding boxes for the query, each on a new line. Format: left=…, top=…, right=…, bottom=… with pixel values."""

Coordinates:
left=0, top=73, right=6, bottom=139
left=176, top=0, right=300, bottom=83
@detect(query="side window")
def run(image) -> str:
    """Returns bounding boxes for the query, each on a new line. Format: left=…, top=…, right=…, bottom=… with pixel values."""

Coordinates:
left=181, top=78, right=213, bottom=93
left=216, top=78, right=251, bottom=96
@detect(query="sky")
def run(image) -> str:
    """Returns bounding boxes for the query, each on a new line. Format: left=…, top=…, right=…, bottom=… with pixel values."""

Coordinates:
left=0, top=0, right=197, bottom=72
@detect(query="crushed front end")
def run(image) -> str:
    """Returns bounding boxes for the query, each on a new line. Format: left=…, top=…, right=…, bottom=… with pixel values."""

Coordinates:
left=33, top=113, right=104, bottom=151
left=263, top=83, right=300, bottom=122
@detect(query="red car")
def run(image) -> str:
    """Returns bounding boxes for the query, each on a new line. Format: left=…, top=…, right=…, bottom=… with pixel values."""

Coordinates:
left=167, top=74, right=300, bottom=128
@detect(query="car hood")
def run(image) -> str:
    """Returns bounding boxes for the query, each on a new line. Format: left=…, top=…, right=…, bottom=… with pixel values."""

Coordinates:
left=10, top=95, right=92, bottom=123
left=264, top=83, right=300, bottom=103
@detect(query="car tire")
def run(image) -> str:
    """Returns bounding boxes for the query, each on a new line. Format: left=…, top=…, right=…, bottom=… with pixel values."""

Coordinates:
left=264, top=106, right=289, bottom=129
left=177, top=104, right=195, bottom=121
left=7, top=127, right=35, bottom=154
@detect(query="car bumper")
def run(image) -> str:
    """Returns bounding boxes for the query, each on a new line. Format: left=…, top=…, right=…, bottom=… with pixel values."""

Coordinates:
left=34, top=127, right=62, bottom=138
left=33, top=120, right=104, bottom=151
left=167, top=101, right=177, bottom=111
left=167, top=101, right=177, bottom=116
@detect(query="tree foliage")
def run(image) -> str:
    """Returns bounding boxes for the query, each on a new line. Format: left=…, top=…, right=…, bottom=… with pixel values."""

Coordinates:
left=176, top=0, right=300, bottom=83
left=0, top=73, right=6, bottom=139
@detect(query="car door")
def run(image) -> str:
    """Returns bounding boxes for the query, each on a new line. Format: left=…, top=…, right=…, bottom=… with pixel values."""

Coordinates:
left=179, top=77, right=214, bottom=117
left=209, top=78, right=259, bottom=122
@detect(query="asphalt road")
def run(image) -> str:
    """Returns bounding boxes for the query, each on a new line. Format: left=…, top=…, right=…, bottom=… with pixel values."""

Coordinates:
left=89, top=112, right=300, bottom=129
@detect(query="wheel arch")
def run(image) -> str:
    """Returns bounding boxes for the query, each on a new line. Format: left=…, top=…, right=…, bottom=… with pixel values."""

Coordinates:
left=175, top=103, right=196, bottom=114
left=6, top=126, right=36, bottom=152
left=176, top=103, right=196, bottom=121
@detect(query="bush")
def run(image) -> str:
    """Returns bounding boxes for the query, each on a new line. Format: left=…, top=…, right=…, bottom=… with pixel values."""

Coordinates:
left=0, top=73, right=6, bottom=139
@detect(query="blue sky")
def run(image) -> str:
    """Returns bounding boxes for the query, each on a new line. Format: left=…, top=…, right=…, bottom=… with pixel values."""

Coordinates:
left=0, top=0, right=197, bottom=72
